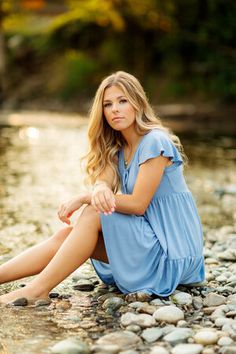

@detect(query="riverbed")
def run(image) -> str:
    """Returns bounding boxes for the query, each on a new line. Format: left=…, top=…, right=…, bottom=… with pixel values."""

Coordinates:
left=0, top=112, right=236, bottom=353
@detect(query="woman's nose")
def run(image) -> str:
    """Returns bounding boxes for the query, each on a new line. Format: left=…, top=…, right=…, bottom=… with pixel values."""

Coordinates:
left=112, top=103, right=119, bottom=112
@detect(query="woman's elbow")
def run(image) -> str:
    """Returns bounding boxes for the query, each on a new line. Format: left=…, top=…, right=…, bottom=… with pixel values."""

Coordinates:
left=134, top=204, right=147, bottom=216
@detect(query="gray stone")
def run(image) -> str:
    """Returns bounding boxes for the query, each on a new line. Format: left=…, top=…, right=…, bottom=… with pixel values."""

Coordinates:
left=150, top=298, right=165, bottom=306
left=218, top=336, right=233, bottom=346
left=91, top=344, right=120, bottom=353
left=163, top=328, right=193, bottom=346
left=193, top=297, right=203, bottom=310
left=51, top=338, right=90, bottom=354
left=11, top=297, right=28, bottom=306
left=102, top=297, right=125, bottom=311
left=153, top=306, right=184, bottom=324
left=119, top=351, right=139, bottom=354
left=171, top=344, right=203, bottom=354
left=220, top=347, right=236, bottom=354
left=125, top=325, right=141, bottom=333
left=141, top=327, right=163, bottom=343
left=203, top=293, right=226, bottom=307
left=121, top=312, right=156, bottom=328
left=171, top=292, right=192, bottom=306
left=73, top=279, right=95, bottom=291
left=35, top=299, right=51, bottom=307
left=96, top=331, right=142, bottom=350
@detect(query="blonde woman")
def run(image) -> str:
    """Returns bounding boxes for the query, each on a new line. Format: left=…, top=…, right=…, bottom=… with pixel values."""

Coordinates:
left=0, top=71, right=205, bottom=304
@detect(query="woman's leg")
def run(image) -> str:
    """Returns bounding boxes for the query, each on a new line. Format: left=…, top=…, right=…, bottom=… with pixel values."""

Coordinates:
left=0, top=226, right=73, bottom=284
left=0, top=206, right=104, bottom=303
left=0, top=213, right=108, bottom=286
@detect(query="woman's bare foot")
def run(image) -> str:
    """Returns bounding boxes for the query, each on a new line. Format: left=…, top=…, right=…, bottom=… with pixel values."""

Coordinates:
left=0, top=285, right=49, bottom=305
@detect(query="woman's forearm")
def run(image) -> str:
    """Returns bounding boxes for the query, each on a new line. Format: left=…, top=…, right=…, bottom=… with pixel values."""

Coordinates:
left=114, top=194, right=144, bottom=215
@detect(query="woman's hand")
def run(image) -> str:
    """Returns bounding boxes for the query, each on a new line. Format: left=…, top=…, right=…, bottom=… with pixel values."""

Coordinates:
left=91, top=182, right=116, bottom=215
left=57, top=192, right=91, bottom=224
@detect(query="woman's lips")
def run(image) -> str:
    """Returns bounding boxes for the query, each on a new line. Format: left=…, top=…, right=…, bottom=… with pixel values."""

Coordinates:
left=112, top=117, right=123, bottom=121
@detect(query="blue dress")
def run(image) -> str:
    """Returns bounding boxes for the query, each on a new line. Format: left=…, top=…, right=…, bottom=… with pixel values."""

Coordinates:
left=91, top=129, right=205, bottom=296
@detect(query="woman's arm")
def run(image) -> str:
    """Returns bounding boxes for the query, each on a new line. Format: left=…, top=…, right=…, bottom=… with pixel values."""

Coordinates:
left=113, top=155, right=168, bottom=215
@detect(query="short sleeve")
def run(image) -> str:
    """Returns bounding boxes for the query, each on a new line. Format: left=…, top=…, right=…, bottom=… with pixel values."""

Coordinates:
left=138, top=130, right=183, bottom=167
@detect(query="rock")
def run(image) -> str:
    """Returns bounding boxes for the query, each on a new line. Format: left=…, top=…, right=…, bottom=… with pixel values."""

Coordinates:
left=125, top=292, right=152, bottom=302
left=51, top=338, right=90, bottom=354
left=102, top=297, right=125, bottom=311
left=153, top=306, right=184, bottom=324
left=177, top=320, right=188, bottom=328
left=96, top=331, right=141, bottom=351
left=171, top=344, right=203, bottom=354
left=128, top=301, right=146, bottom=309
left=126, top=325, right=141, bottom=333
left=150, top=298, right=165, bottom=306
left=49, top=292, right=60, bottom=299
left=218, top=250, right=236, bottom=261
left=150, top=346, right=169, bottom=354
left=137, top=304, right=157, bottom=315
left=218, top=336, right=233, bottom=346
left=194, top=329, right=218, bottom=345
left=35, top=299, right=51, bottom=307
left=73, top=279, right=95, bottom=291
left=220, top=347, right=236, bottom=354
left=228, top=294, right=236, bottom=305
left=215, top=317, right=233, bottom=327
left=91, top=344, right=120, bottom=353
left=141, top=327, right=163, bottom=343
left=11, top=297, right=28, bottom=306
left=119, top=350, right=139, bottom=354
left=121, top=312, right=156, bottom=328
left=163, top=328, right=193, bottom=346
left=171, top=292, right=192, bottom=306
left=203, top=293, right=226, bottom=307
left=193, top=297, right=203, bottom=310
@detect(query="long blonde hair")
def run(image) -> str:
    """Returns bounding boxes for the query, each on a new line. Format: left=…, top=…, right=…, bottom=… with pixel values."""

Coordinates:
left=82, top=71, right=187, bottom=192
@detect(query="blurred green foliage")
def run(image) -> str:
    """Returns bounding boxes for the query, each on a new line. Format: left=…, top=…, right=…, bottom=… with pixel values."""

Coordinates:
left=1, top=0, right=236, bottom=107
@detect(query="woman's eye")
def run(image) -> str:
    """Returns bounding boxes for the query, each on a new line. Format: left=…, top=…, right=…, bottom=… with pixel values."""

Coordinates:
left=120, top=99, right=127, bottom=104
left=103, top=103, right=111, bottom=108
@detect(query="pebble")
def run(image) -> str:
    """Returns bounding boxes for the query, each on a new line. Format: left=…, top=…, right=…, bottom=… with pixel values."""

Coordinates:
left=121, top=312, right=156, bottom=328
left=150, top=346, right=169, bottom=354
left=194, top=329, right=218, bottom=345
left=35, top=299, right=51, bottom=307
left=153, top=306, right=184, bottom=324
left=171, top=292, right=192, bottom=306
left=193, top=297, right=203, bottom=310
left=220, top=347, right=236, bottom=354
left=141, top=327, right=163, bottom=343
left=126, top=325, right=141, bottom=333
left=96, top=331, right=142, bottom=351
left=51, top=338, right=90, bottom=354
left=171, top=343, right=203, bottom=354
left=11, top=297, right=28, bottom=306
left=102, top=296, right=125, bottom=311
left=203, top=293, right=226, bottom=307
left=73, top=279, right=95, bottom=291
left=163, top=328, right=193, bottom=346
left=218, top=336, right=233, bottom=346
left=125, top=292, right=152, bottom=302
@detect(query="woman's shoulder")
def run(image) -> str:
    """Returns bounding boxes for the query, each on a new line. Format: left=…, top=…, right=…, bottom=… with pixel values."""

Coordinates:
left=143, top=129, right=170, bottom=143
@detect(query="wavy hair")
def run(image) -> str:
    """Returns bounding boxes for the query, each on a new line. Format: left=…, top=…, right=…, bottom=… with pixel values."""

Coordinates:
left=82, top=71, right=187, bottom=192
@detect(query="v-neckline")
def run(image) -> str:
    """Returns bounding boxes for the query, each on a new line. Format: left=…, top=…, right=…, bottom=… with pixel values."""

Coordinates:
left=122, top=133, right=148, bottom=170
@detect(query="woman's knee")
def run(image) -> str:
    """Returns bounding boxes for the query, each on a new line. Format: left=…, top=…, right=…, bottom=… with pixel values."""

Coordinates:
left=76, top=205, right=101, bottom=229
left=51, top=226, right=73, bottom=244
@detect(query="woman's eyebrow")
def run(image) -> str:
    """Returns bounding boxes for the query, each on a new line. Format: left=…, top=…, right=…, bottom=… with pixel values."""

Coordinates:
left=103, top=95, right=126, bottom=102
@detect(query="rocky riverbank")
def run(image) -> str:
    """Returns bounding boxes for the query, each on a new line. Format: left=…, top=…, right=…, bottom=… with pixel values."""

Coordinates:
left=0, top=114, right=235, bottom=354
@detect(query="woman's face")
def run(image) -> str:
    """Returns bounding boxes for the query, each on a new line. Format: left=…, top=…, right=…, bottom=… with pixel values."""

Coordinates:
left=103, top=85, right=136, bottom=132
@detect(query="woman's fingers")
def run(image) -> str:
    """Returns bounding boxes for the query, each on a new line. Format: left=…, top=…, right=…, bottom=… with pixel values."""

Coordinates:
left=92, top=191, right=116, bottom=214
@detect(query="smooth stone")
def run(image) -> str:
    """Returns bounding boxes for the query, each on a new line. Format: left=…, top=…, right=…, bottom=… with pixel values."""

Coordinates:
left=150, top=346, right=169, bottom=354
left=91, top=344, right=120, bottom=353
left=202, top=349, right=215, bottom=354
left=128, top=301, right=146, bottom=309
left=73, top=279, right=95, bottom=291
left=171, top=292, right=192, bottom=306
left=204, top=293, right=226, bottom=307
left=119, top=351, right=139, bottom=354
left=141, top=327, right=163, bottom=343
left=216, top=275, right=228, bottom=282
left=218, top=250, right=236, bottom=261
left=194, top=329, right=218, bottom=345
left=96, top=331, right=142, bottom=350
left=150, top=298, right=165, bottom=306
left=220, top=347, right=236, bottom=354
left=137, top=304, right=157, bottom=315
left=102, top=297, right=125, bottom=311
left=49, top=292, right=60, bottom=298
left=11, top=297, right=28, bottom=306
left=228, top=295, right=236, bottom=305
left=218, top=336, right=233, bottom=346
left=193, top=297, right=203, bottom=310
left=163, top=328, right=193, bottom=346
left=177, top=320, right=189, bottom=328
left=215, top=317, right=233, bottom=327
left=126, top=325, right=141, bottom=333
left=171, top=344, right=203, bottom=354
left=121, top=312, right=156, bottom=328
left=51, top=338, right=90, bottom=354
left=153, top=306, right=184, bottom=324
left=35, top=299, right=51, bottom=307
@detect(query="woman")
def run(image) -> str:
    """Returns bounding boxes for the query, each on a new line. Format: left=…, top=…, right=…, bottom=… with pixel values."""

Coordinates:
left=0, top=71, right=205, bottom=304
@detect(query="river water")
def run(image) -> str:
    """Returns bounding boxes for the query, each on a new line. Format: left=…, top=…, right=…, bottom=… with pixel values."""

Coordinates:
left=0, top=114, right=236, bottom=353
